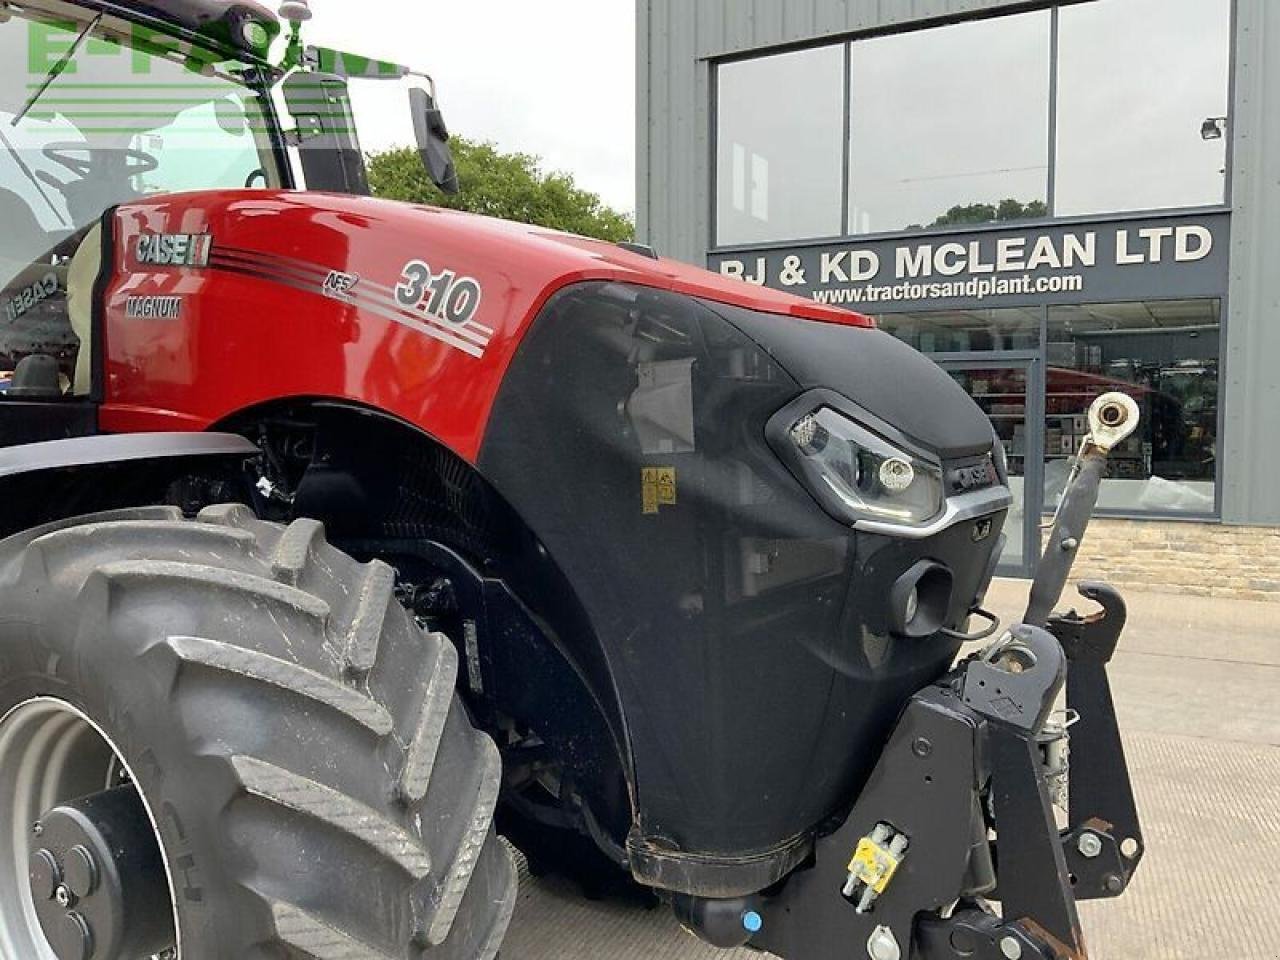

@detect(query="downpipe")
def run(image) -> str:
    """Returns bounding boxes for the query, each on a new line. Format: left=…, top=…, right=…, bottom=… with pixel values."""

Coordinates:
left=684, top=394, right=1144, bottom=960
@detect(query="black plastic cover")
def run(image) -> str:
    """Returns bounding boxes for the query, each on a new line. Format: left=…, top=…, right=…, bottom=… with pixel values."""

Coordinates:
left=81, top=1, right=281, bottom=61
left=717, top=305, right=997, bottom=460
left=479, top=283, right=1005, bottom=893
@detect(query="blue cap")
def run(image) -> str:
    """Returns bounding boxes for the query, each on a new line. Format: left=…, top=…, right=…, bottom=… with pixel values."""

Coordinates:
left=742, top=910, right=764, bottom=934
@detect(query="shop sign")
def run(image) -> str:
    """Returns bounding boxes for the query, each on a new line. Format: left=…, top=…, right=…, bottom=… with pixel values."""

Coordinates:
left=709, top=213, right=1229, bottom=312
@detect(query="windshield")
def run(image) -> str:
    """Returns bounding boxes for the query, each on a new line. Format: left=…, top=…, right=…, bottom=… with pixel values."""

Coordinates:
left=1, top=2, right=282, bottom=264
left=1, top=1, right=283, bottom=392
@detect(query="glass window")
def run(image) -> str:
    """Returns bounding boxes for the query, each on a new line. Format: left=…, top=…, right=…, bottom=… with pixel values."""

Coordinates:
left=876, top=307, right=1041, bottom=353
left=0, top=9, right=280, bottom=397
left=1054, top=0, right=1231, bottom=216
left=1045, top=300, right=1220, bottom=515
left=848, top=12, right=1050, bottom=235
left=947, top=366, right=1032, bottom=572
left=716, top=45, right=845, bottom=246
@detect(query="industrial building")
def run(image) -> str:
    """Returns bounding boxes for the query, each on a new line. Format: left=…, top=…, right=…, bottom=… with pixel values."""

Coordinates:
left=637, top=0, right=1279, bottom=588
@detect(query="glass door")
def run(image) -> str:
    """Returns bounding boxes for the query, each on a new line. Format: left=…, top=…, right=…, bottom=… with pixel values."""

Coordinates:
left=941, top=361, right=1043, bottom=577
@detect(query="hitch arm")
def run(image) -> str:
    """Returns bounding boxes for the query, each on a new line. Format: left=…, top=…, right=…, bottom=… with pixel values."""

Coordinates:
left=1049, top=583, right=1145, bottom=899
left=1024, top=393, right=1140, bottom=628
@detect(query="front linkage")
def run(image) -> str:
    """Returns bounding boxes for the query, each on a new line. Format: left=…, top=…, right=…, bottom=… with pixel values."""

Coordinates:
left=748, top=394, right=1145, bottom=960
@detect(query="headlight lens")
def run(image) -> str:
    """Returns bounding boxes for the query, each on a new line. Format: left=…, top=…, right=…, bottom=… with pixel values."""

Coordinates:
left=787, top=407, right=944, bottom=526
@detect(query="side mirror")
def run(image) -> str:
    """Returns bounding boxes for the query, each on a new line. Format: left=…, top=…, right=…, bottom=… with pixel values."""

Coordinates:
left=282, top=71, right=370, bottom=196
left=410, top=87, right=459, bottom=195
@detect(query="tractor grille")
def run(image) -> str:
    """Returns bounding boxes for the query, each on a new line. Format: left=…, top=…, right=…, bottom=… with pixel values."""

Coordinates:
left=383, top=444, right=505, bottom=561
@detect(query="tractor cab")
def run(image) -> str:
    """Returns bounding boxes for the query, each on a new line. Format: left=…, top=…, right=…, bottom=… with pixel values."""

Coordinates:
left=0, top=0, right=450, bottom=440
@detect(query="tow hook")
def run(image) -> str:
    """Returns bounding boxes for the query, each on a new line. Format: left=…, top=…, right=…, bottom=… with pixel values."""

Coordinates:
left=28, top=786, right=174, bottom=960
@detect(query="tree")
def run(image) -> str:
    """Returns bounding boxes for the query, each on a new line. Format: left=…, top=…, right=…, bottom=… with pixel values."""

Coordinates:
left=368, top=137, right=634, bottom=243
left=916, top=198, right=1049, bottom=230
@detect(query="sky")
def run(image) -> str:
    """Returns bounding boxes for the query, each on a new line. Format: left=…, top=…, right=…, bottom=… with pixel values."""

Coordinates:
left=303, top=0, right=637, bottom=214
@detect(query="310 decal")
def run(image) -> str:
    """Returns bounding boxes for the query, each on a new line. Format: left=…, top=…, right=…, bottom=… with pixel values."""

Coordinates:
left=395, top=260, right=483, bottom=327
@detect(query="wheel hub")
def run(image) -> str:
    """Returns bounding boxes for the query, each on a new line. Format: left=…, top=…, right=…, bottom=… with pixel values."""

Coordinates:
left=1, top=698, right=179, bottom=960
left=29, top=786, right=175, bottom=960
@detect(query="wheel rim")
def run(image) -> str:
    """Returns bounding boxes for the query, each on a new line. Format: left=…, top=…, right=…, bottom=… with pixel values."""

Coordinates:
left=0, top=698, right=180, bottom=960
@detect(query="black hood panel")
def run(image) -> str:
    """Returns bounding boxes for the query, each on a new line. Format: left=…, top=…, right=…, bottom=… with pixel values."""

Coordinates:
left=478, top=281, right=1007, bottom=890
left=708, top=304, right=996, bottom=460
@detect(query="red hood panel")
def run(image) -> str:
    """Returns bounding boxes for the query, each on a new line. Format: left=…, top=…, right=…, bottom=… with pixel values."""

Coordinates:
left=100, top=191, right=869, bottom=461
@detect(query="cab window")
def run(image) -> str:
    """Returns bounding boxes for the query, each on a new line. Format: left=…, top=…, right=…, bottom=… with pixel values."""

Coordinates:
left=0, top=4, right=281, bottom=398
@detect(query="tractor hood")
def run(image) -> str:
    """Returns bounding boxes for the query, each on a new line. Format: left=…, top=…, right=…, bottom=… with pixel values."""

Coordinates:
left=478, top=280, right=1010, bottom=894
left=717, top=304, right=996, bottom=461
left=103, top=188, right=1008, bottom=898
left=104, top=190, right=873, bottom=462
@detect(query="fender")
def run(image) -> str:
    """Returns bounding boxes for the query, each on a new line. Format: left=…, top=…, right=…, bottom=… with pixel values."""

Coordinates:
left=0, top=432, right=259, bottom=538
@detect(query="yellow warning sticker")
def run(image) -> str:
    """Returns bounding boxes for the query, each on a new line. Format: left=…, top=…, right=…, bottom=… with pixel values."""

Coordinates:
left=642, top=467, right=677, bottom=515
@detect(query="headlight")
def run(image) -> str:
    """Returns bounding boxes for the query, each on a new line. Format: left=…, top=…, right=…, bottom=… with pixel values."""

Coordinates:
left=785, top=407, right=944, bottom=526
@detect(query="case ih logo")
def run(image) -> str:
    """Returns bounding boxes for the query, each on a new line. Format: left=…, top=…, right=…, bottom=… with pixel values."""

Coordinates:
left=948, top=458, right=999, bottom=495
left=135, top=234, right=213, bottom=268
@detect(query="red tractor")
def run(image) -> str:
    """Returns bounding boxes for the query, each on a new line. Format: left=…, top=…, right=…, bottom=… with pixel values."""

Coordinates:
left=0, top=3, right=1144, bottom=959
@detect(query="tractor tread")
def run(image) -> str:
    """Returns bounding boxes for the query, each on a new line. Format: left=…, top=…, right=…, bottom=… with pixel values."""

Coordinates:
left=15, top=505, right=186, bottom=544
left=195, top=502, right=259, bottom=527
left=271, top=517, right=327, bottom=585
left=163, top=635, right=394, bottom=735
left=0, top=506, right=515, bottom=958
left=31, top=520, right=256, bottom=553
left=426, top=737, right=503, bottom=945
left=346, top=559, right=397, bottom=675
left=478, top=850, right=520, bottom=960
left=397, top=634, right=460, bottom=804
left=95, top=559, right=331, bottom=622
left=271, top=901, right=397, bottom=960
left=231, top=755, right=432, bottom=878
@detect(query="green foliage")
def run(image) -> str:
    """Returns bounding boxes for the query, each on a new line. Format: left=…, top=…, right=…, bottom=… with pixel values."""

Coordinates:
left=917, top=198, right=1049, bottom=230
left=939, top=199, right=1039, bottom=226
left=368, top=137, right=634, bottom=243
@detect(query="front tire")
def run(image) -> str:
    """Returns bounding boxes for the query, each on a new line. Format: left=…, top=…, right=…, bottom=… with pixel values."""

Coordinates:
left=0, top=505, right=516, bottom=960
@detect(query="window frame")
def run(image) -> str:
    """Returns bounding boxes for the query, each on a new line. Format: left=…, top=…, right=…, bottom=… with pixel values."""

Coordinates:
left=1050, top=0, right=1235, bottom=220
left=711, top=42, right=849, bottom=247
left=0, top=8, right=293, bottom=406
left=874, top=297, right=1227, bottom=523
left=845, top=7, right=1054, bottom=238
left=1041, top=296, right=1226, bottom=522
left=709, top=0, right=1238, bottom=252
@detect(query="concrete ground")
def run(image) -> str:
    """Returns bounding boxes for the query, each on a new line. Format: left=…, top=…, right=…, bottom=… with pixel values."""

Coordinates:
left=499, top=580, right=1280, bottom=960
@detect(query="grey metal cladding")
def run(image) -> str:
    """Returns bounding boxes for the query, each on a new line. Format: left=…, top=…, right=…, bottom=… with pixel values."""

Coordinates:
left=638, top=0, right=1280, bottom=525
left=1221, top=0, right=1280, bottom=525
